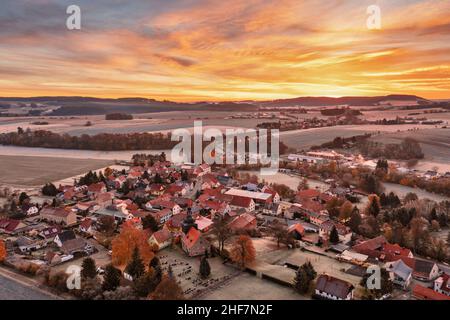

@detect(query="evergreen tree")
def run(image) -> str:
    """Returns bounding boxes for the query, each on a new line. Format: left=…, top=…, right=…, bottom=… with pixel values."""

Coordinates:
left=125, top=247, right=145, bottom=280
left=367, top=196, right=381, bottom=217
left=199, top=255, right=211, bottom=279
left=133, top=270, right=159, bottom=297
left=293, top=267, right=310, bottom=294
left=348, top=208, right=362, bottom=233
left=149, top=256, right=162, bottom=283
left=102, top=264, right=122, bottom=291
left=302, top=262, right=317, bottom=281
left=142, top=215, right=159, bottom=231
left=167, top=265, right=174, bottom=279
left=153, top=173, right=163, bottom=184
left=430, top=207, right=438, bottom=222
left=81, top=257, right=97, bottom=279
left=329, top=226, right=340, bottom=244
left=42, top=183, right=58, bottom=196
left=19, top=192, right=29, bottom=205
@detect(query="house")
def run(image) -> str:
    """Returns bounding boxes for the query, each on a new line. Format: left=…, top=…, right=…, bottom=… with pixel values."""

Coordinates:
left=319, top=220, right=352, bottom=244
left=195, top=216, right=214, bottom=232
left=145, top=199, right=181, bottom=216
left=308, top=211, right=330, bottom=226
left=230, top=196, right=255, bottom=212
left=411, top=259, right=440, bottom=281
left=39, top=225, right=62, bottom=241
left=382, top=243, right=413, bottom=258
left=87, top=182, right=107, bottom=195
left=228, top=213, right=257, bottom=233
left=352, top=235, right=387, bottom=256
left=385, top=259, right=413, bottom=289
left=181, top=227, right=210, bottom=257
left=61, top=238, right=89, bottom=255
left=147, top=184, right=165, bottom=196
left=148, top=229, right=172, bottom=251
left=225, top=188, right=272, bottom=206
left=263, top=188, right=280, bottom=203
left=54, top=230, right=77, bottom=247
left=16, top=237, right=46, bottom=253
left=25, top=206, right=39, bottom=216
left=314, top=274, right=354, bottom=300
left=73, top=201, right=99, bottom=214
left=0, top=218, right=28, bottom=235
left=200, top=174, right=220, bottom=190
left=413, top=284, right=450, bottom=301
left=434, top=273, right=450, bottom=296
left=96, top=192, right=115, bottom=207
left=263, top=203, right=282, bottom=216
left=95, top=206, right=131, bottom=222
left=295, top=189, right=321, bottom=203
left=40, top=207, right=77, bottom=226
left=150, top=208, right=173, bottom=225
left=288, top=223, right=305, bottom=240
left=194, top=164, right=211, bottom=176
left=79, top=218, right=94, bottom=234
left=386, top=256, right=440, bottom=282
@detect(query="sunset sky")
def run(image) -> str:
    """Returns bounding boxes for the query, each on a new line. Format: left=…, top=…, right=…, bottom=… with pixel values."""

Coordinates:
left=1, top=0, right=450, bottom=101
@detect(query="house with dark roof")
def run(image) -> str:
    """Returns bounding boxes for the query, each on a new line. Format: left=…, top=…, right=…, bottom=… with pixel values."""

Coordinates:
left=412, top=259, right=440, bottom=281
left=314, top=274, right=354, bottom=300
left=54, top=230, right=76, bottom=248
left=434, top=273, right=450, bottom=296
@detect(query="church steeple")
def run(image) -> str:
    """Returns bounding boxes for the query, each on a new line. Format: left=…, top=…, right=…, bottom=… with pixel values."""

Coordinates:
left=182, top=207, right=197, bottom=234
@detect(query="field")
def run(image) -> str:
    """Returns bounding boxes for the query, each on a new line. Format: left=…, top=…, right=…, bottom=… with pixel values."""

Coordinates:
left=0, top=155, right=113, bottom=187
left=371, top=127, right=450, bottom=172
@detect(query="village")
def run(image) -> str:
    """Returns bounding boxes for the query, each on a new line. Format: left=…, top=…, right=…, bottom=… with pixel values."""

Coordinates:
left=0, top=148, right=449, bottom=301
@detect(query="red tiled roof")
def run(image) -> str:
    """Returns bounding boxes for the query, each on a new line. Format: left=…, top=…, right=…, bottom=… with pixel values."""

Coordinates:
left=80, top=218, right=92, bottom=230
left=88, top=182, right=106, bottom=193
left=382, top=243, right=412, bottom=257
left=0, top=219, right=23, bottom=233
left=288, top=223, right=305, bottom=236
left=182, top=227, right=202, bottom=249
left=230, top=196, right=252, bottom=208
left=151, top=229, right=172, bottom=244
left=297, top=189, right=320, bottom=199
left=228, top=213, right=256, bottom=231
left=352, top=236, right=387, bottom=253
left=413, top=284, right=450, bottom=301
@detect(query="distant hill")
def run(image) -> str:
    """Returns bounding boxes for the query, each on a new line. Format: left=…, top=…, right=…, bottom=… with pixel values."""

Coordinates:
left=0, top=94, right=434, bottom=115
left=0, top=97, right=258, bottom=115
left=258, top=94, right=432, bottom=107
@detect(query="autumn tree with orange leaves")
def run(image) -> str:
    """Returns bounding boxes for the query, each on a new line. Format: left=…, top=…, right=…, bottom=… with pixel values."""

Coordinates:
left=230, top=235, right=256, bottom=269
left=0, top=240, right=6, bottom=263
left=149, top=274, right=184, bottom=300
left=111, top=222, right=154, bottom=267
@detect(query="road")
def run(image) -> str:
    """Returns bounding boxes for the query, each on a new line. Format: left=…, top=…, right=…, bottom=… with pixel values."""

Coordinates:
left=0, top=269, right=59, bottom=300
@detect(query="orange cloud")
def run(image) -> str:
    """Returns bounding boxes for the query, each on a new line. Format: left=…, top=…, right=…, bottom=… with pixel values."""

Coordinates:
left=0, top=0, right=449, bottom=100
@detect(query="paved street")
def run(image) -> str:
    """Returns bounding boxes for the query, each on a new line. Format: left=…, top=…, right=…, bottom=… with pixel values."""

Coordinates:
left=0, top=272, right=58, bottom=300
